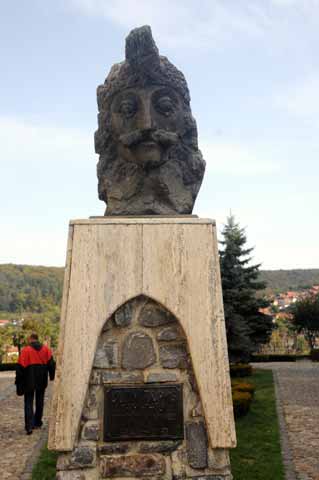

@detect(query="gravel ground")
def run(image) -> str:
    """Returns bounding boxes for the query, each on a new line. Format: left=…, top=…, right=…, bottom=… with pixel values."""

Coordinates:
left=0, top=371, right=51, bottom=480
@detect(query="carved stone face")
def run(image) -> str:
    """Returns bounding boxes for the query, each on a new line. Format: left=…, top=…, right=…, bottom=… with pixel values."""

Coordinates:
left=95, top=26, right=205, bottom=216
left=110, top=86, right=185, bottom=170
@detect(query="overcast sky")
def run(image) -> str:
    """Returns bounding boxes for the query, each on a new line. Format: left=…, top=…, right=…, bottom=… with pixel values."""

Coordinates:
left=1, top=0, right=319, bottom=269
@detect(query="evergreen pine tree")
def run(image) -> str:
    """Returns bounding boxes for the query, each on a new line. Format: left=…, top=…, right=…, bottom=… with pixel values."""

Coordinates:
left=219, top=215, right=273, bottom=363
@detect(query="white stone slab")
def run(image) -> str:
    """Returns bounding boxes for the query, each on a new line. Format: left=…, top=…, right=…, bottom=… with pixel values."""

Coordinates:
left=48, top=218, right=236, bottom=451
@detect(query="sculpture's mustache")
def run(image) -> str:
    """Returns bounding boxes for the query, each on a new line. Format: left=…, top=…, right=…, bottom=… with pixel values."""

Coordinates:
left=119, top=129, right=179, bottom=148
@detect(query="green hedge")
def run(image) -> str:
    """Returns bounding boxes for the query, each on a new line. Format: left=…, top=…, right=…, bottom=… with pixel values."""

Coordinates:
left=230, top=363, right=253, bottom=377
left=311, top=350, right=319, bottom=362
left=232, top=380, right=255, bottom=397
left=232, top=390, right=253, bottom=418
left=0, top=363, right=17, bottom=371
left=251, top=354, right=311, bottom=362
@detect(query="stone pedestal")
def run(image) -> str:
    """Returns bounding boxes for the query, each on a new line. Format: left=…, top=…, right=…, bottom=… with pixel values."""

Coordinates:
left=49, top=217, right=236, bottom=479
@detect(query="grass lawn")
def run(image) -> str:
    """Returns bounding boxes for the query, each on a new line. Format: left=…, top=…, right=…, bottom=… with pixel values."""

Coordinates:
left=32, top=445, right=58, bottom=480
left=231, top=369, right=285, bottom=480
left=32, top=369, right=284, bottom=480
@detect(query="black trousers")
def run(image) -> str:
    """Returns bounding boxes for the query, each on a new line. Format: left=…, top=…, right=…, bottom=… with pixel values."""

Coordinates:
left=24, top=389, right=45, bottom=431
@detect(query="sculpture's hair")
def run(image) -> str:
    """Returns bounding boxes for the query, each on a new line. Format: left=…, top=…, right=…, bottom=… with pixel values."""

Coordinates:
left=96, top=25, right=190, bottom=115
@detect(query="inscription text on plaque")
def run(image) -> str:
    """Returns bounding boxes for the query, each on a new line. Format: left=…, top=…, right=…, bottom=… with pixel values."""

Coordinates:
left=104, top=384, right=183, bottom=441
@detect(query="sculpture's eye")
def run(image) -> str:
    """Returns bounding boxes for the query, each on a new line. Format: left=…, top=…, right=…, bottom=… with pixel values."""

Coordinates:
left=155, top=96, right=176, bottom=116
left=119, top=99, right=137, bottom=118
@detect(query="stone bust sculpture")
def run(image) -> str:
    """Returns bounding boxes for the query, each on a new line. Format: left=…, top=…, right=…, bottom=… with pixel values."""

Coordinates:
left=95, top=26, right=205, bottom=215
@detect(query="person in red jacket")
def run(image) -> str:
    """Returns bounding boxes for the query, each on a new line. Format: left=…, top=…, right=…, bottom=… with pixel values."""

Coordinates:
left=15, top=333, right=56, bottom=435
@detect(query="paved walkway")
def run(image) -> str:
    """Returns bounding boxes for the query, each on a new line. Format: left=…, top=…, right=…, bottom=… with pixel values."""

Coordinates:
left=254, top=361, right=319, bottom=480
left=0, top=371, right=51, bottom=480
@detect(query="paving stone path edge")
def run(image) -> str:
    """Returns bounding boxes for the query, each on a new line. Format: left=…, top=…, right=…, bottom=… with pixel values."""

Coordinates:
left=273, top=370, right=297, bottom=480
left=20, top=429, right=49, bottom=480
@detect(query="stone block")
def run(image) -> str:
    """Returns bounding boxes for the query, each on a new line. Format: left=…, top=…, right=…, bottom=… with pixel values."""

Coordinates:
left=208, top=449, right=230, bottom=470
left=101, top=371, right=143, bottom=384
left=186, top=421, right=208, bottom=469
left=87, top=386, right=99, bottom=408
left=102, top=316, right=114, bottom=332
left=139, top=440, right=182, bottom=454
left=82, top=406, right=98, bottom=421
left=171, top=449, right=186, bottom=479
left=82, top=389, right=99, bottom=420
left=157, top=326, right=183, bottom=342
left=89, top=370, right=101, bottom=385
left=159, top=344, right=189, bottom=369
left=191, top=403, right=203, bottom=417
left=146, top=371, right=178, bottom=383
left=185, top=476, right=231, bottom=480
left=139, top=302, right=176, bottom=327
left=122, top=331, right=156, bottom=369
left=98, top=443, right=130, bottom=455
left=56, top=472, right=86, bottom=480
left=57, top=446, right=96, bottom=470
left=93, top=340, right=118, bottom=368
left=57, top=453, right=72, bottom=471
left=82, top=422, right=99, bottom=441
left=114, top=302, right=133, bottom=327
left=189, top=371, right=199, bottom=393
left=100, top=453, right=165, bottom=477
left=70, top=446, right=96, bottom=469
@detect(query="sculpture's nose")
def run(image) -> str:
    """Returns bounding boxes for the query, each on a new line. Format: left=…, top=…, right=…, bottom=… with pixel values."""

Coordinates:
left=141, top=99, right=155, bottom=130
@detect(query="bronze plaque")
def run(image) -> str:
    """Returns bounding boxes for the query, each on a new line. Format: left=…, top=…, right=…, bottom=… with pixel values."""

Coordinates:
left=104, top=384, right=183, bottom=441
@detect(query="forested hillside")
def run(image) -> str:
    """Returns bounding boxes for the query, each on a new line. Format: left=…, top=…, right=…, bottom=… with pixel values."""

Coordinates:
left=259, top=269, right=319, bottom=294
left=0, top=264, right=63, bottom=314
left=0, top=265, right=63, bottom=353
left=1, top=265, right=319, bottom=316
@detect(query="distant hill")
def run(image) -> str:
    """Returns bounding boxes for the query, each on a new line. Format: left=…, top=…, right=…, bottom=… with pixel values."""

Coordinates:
left=0, top=264, right=63, bottom=314
left=1, top=264, right=319, bottom=313
left=259, top=269, right=319, bottom=295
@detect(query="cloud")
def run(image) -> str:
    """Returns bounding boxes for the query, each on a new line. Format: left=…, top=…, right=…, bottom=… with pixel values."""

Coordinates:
left=0, top=116, right=100, bottom=265
left=0, top=115, right=100, bottom=219
left=0, top=224, right=67, bottom=266
left=270, top=0, right=298, bottom=6
left=200, top=139, right=280, bottom=176
left=0, top=115, right=97, bottom=202
left=67, top=0, right=319, bottom=50
left=271, top=0, right=319, bottom=10
left=0, top=116, right=92, bottom=166
left=274, top=74, right=319, bottom=121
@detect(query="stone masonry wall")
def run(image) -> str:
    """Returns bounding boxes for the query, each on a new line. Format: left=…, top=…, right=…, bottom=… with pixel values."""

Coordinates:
left=56, top=296, right=232, bottom=480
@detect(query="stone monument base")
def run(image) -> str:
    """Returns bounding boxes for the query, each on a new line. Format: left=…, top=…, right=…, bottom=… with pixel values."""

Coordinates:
left=49, top=217, right=235, bottom=480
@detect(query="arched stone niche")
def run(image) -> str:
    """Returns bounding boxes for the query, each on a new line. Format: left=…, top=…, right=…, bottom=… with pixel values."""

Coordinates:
left=56, top=296, right=232, bottom=480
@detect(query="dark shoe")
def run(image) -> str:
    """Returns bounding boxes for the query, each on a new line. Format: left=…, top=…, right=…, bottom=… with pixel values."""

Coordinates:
left=26, top=429, right=33, bottom=435
left=33, top=421, right=43, bottom=429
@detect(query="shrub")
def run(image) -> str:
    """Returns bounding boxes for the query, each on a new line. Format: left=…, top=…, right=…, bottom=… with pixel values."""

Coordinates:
left=232, top=390, right=253, bottom=418
left=232, top=380, right=255, bottom=397
left=251, top=354, right=297, bottom=362
left=230, top=363, right=253, bottom=378
left=251, top=354, right=312, bottom=362
left=311, top=349, right=319, bottom=362
left=0, top=363, right=17, bottom=371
